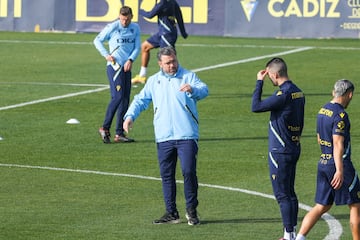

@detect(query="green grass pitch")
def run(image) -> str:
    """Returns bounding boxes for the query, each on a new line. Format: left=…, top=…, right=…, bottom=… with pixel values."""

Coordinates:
left=0, top=32, right=360, bottom=239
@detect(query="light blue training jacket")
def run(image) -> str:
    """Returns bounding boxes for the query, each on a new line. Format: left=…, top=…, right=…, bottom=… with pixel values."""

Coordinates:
left=93, top=20, right=141, bottom=66
left=124, top=66, right=208, bottom=143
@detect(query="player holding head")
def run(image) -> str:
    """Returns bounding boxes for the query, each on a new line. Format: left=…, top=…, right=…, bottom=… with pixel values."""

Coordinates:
left=252, top=57, right=305, bottom=240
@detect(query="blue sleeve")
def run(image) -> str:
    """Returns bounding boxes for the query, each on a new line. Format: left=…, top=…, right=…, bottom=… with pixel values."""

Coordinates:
left=128, top=24, right=141, bottom=61
left=187, top=73, right=208, bottom=100
left=93, top=23, right=113, bottom=57
left=139, top=0, right=164, bottom=19
left=124, top=82, right=153, bottom=121
left=252, top=80, right=286, bottom=112
left=174, top=2, right=187, bottom=38
left=333, top=112, right=348, bottom=136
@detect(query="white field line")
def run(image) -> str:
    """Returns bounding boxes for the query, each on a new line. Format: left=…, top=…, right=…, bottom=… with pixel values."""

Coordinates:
left=0, top=82, right=107, bottom=87
left=0, top=86, right=108, bottom=111
left=1, top=39, right=360, bottom=51
left=0, top=163, right=342, bottom=239
left=191, top=47, right=313, bottom=73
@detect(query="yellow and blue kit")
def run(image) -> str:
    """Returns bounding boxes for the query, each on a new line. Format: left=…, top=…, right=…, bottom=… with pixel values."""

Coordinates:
left=252, top=79, right=305, bottom=233
left=140, top=0, right=187, bottom=48
left=316, top=102, right=360, bottom=205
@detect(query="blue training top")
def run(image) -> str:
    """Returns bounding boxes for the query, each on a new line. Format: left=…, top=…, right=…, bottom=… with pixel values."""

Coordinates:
left=317, top=102, right=351, bottom=163
left=140, top=0, right=187, bottom=38
left=93, top=20, right=141, bottom=66
left=252, top=80, right=305, bottom=154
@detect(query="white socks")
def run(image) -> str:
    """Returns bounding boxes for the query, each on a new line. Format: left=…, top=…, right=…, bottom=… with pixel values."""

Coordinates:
left=295, top=234, right=306, bottom=240
left=284, top=231, right=296, bottom=240
left=284, top=228, right=297, bottom=240
left=139, top=66, right=147, bottom=77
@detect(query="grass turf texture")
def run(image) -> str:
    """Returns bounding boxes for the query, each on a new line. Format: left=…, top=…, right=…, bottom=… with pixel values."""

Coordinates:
left=0, top=32, right=360, bottom=239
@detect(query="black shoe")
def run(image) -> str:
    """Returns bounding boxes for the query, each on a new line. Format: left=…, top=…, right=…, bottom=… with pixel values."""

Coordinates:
left=153, top=211, right=180, bottom=224
left=186, top=208, right=200, bottom=225
left=114, top=134, right=135, bottom=143
left=99, top=127, right=111, bottom=144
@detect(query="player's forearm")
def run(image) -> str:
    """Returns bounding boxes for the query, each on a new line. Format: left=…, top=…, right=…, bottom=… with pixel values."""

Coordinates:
left=333, top=136, right=344, bottom=174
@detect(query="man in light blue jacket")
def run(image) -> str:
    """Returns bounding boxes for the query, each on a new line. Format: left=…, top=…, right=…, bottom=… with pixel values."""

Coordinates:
left=94, top=6, right=140, bottom=143
left=123, top=46, right=208, bottom=226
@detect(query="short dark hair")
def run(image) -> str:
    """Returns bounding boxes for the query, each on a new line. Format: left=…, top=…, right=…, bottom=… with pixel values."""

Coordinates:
left=120, top=6, right=133, bottom=16
left=266, top=57, right=288, bottom=77
left=157, top=46, right=177, bottom=61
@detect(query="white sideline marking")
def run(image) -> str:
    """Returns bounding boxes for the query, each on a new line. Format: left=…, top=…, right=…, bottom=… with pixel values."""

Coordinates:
left=1, top=39, right=360, bottom=51
left=0, top=163, right=342, bottom=239
left=0, top=86, right=108, bottom=111
left=191, top=47, right=313, bottom=73
left=0, top=82, right=107, bottom=87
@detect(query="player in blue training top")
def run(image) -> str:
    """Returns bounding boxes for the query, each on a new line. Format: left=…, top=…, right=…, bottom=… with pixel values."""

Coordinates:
left=296, top=80, right=360, bottom=240
left=132, top=0, right=188, bottom=84
left=94, top=6, right=141, bottom=143
left=252, top=57, right=305, bottom=240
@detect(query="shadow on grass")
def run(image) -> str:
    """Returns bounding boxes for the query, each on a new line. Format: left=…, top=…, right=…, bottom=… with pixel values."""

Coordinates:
left=200, top=217, right=282, bottom=225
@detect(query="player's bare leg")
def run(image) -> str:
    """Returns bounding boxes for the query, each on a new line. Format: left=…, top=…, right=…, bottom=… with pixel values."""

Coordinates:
left=349, top=203, right=360, bottom=240
left=132, top=41, right=154, bottom=84
left=141, top=41, right=154, bottom=69
left=295, top=204, right=332, bottom=240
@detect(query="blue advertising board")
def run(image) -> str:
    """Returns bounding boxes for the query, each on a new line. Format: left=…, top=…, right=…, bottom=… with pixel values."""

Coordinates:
left=0, top=0, right=359, bottom=38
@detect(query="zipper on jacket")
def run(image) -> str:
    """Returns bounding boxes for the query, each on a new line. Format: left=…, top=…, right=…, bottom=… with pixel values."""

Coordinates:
left=185, top=105, right=199, bottom=125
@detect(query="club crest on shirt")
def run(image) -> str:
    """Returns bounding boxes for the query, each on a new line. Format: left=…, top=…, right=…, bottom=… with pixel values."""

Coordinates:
left=116, top=85, right=121, bottom=91
left=337, top=121, right=345, bottom=130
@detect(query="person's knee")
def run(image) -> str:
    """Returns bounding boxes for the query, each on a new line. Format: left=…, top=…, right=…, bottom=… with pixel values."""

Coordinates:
left=350, top=218, right=360, bottom=227
left=182, top=168, right=197, bottom=180
left=350, top=204, right=360, bottom=226
left=275, top=193, right=289, bottom=203
left=141, top=41, right=153, bottom=52
left=350, top=216, right=360, bottom=236
left=312, top=204, right=332, bottom=215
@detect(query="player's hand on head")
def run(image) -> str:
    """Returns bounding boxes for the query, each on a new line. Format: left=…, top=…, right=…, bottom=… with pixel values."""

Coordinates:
left=257, top=70, right=267, bottom=81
